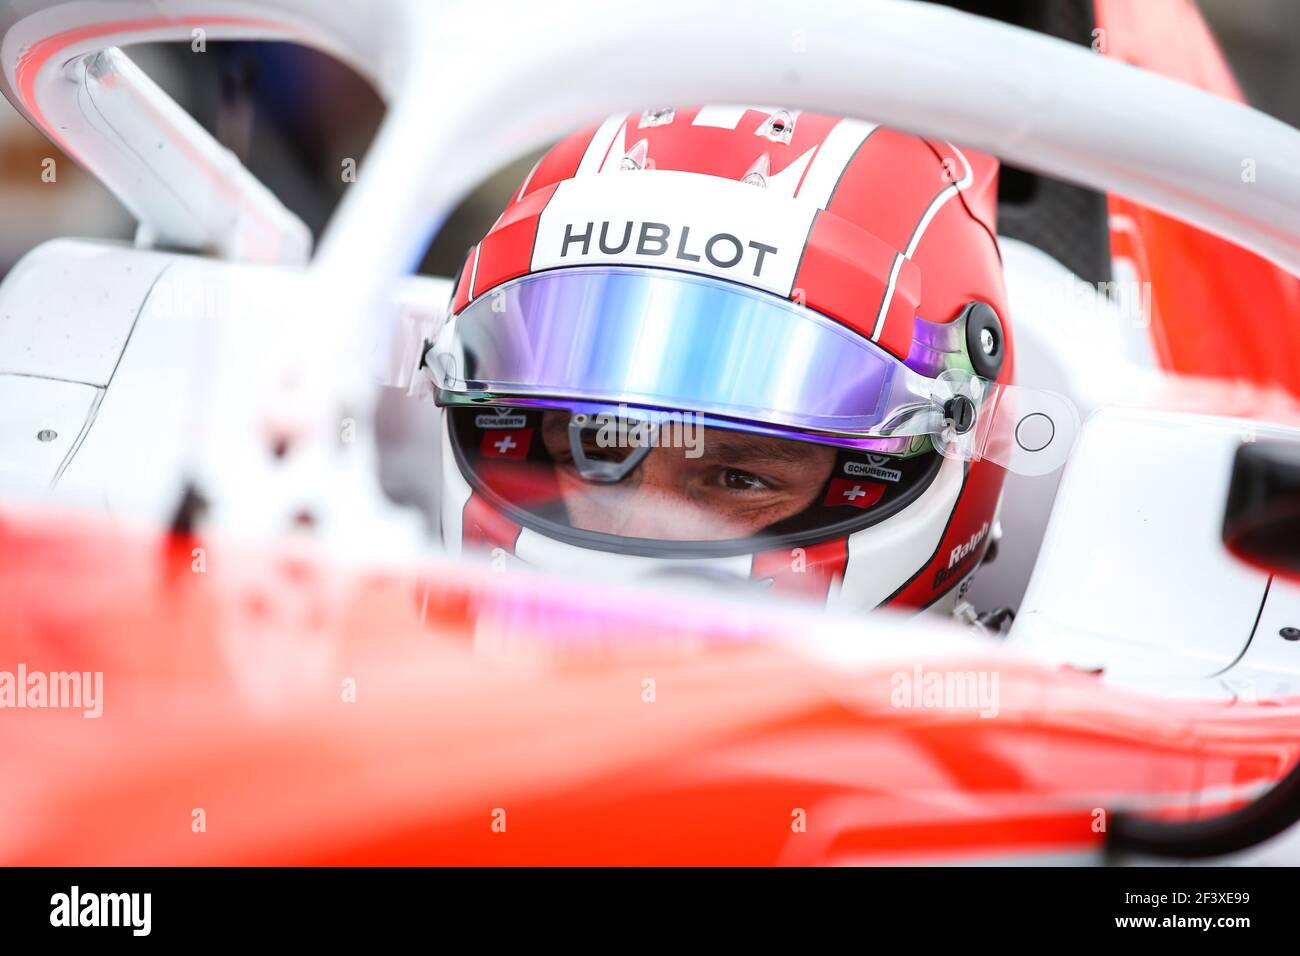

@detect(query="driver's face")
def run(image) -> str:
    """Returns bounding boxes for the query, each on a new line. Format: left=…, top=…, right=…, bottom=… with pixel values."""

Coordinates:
left=540, top=412, right=836, bottom=540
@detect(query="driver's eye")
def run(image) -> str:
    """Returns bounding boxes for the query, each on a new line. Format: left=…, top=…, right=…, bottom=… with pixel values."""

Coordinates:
left=722, top=469, right=769, bottom=492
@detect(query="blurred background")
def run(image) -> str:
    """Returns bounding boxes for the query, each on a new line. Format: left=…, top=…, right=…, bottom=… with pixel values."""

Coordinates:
left=0, top=0, right=1297, bottom=283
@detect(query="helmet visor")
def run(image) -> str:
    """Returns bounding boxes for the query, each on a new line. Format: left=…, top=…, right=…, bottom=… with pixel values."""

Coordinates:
left=428, top=266, right=937, bottom=440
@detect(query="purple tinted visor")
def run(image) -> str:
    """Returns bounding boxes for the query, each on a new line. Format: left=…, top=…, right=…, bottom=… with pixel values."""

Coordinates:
left=427, top=266, right=941, bottom=441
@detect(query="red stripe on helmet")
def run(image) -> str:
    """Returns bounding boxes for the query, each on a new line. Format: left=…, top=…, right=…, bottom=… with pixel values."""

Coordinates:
left=751, top=537, right=849, bottom=602
left=909, top=197, right=1008, bottom=336
left=793, top=211, right=921, bottom=359
left=878, top=456, right=1004, bottom=610
left=462, top=492, right=522, bottom=554
left=449, top=245, right=477, bottom=314
left=470, top=183, right=560, bottom=302
left=826, top=128, right=953, bottom=253
left=520, top=124, right=600, bottom=201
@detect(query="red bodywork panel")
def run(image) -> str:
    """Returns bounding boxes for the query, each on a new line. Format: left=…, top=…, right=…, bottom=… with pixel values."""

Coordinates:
left=1096, top=0, right=1300, bottom=393
left=1, top=507, right=1296, bottom=865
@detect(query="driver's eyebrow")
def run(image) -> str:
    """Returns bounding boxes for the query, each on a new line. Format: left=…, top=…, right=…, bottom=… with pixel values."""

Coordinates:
left=539, top=414, right=569, bottom=443
left=701, top=431, right=812, bottom=464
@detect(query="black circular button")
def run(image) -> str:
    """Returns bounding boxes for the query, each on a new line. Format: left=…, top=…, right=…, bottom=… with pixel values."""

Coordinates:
left=962, top=302, right=1004, bottom=380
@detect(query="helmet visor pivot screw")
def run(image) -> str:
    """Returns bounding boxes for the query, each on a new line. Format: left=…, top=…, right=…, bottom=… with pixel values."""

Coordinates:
left=980, top=327, right=997, bottom=356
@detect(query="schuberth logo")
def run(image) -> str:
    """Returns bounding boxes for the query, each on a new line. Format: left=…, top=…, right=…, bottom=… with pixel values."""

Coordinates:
left=474, top=414, right=527, bottom=429
left=560, top=221, right=779, bottom=278
left=844, top=459, right=902, bottom=483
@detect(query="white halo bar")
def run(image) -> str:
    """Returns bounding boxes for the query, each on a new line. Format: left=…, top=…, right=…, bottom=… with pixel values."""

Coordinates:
left=1, top=0, right=1297, bottom=283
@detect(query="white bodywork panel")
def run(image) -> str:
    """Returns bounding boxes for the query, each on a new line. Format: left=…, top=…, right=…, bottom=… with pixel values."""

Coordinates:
left=0, top=239, right=173, bottom=494
left=1009, top=407, right=1300, bottom=695
left=0, top=239, right=449, bottom=533
left=0, top=375, right=99, bottom=490
left=0, top=239, right=173, bottom=384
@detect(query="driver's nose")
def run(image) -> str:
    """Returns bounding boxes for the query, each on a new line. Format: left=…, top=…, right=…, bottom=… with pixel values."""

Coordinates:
left=575, top=450, right=741, bottom=540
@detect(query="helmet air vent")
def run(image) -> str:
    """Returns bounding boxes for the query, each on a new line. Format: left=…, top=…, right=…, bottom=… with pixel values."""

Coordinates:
left=756, top=109, right=797, bottom=144
left=620, top=138, right=650, bottom=171
left=741, top=153, right=771, bottom=188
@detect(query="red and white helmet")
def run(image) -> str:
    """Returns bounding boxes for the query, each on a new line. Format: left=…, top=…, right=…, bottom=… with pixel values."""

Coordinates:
left=425, top=106, right=1069, bottom=613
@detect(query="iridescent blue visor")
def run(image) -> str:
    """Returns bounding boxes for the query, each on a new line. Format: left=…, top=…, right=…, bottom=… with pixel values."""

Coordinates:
left=427, top=266, right=942, bottom=443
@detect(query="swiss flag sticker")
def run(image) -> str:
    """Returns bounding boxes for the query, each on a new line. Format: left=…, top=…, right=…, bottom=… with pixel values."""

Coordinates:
left=823, top=478, right=885, bottom=509
left=481, top=428, right=532, bottom=460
